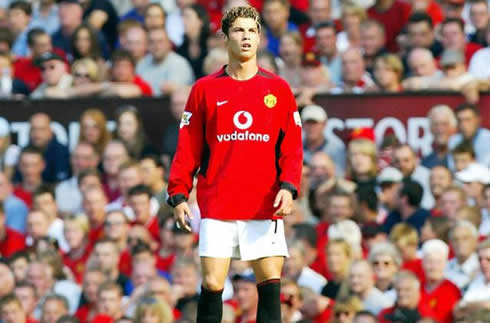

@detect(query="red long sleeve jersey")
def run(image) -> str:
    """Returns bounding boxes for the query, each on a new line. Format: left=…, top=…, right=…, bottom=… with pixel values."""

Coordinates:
left=167, top=67, right=303, bottom=220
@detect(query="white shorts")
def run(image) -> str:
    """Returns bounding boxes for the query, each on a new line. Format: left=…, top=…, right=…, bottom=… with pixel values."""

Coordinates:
left=198, top=218, right=289, bottom=261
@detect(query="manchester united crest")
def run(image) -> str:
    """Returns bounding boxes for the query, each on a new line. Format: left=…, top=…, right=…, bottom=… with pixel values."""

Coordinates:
left=264, top=94, right=277, bottom=108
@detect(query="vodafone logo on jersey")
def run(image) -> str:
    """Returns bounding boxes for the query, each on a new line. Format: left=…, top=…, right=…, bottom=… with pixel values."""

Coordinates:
left=217, top=110, right=270, bottom=143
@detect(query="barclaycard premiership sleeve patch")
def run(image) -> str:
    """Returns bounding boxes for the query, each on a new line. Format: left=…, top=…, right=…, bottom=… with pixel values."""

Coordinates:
left=293, top=111, right=302, bottom=127
left=180, top=111, right=192, bottom=129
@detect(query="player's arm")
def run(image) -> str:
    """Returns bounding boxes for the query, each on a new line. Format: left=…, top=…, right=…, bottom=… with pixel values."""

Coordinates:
left=167, top=83, right=205, bottom=229
left=274, top=85, right=304, bottom=215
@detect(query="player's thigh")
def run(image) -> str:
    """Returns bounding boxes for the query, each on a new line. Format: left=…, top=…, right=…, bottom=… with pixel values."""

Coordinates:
left=250, top=256, right=284, bottom=283
left=200, top=256, right=232, bottom=291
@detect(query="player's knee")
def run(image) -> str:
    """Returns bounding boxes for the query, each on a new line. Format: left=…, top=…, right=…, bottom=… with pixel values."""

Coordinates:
left=202, top=274, right=225, bottom=291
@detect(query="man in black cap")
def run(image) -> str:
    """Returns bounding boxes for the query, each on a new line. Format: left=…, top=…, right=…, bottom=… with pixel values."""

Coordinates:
left=30, top=52, right=72, bottom=99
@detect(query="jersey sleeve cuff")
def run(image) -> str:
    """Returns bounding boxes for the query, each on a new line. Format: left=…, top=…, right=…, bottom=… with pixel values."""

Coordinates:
left=280, top=182, right=298, bottom=200
left=166, top=194, right=188, bottom=208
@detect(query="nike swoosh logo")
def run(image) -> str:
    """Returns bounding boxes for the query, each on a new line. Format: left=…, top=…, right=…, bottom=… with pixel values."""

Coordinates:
left=217, top=100, right=228, bottom=106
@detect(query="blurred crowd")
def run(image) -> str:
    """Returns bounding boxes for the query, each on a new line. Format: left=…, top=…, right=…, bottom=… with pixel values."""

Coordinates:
left=0, top=0, right=489, bottom=323
left=0, top=0, right=486, bottom=104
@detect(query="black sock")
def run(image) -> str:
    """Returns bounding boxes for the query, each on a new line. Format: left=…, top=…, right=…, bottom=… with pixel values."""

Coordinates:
left=256, top=279, right=282, bottom=323
left=197, top=286, right=223, bottom=323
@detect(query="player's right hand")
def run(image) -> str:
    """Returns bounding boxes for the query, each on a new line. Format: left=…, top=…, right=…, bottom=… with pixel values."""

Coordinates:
left=174, top=202, right=193, bottom=232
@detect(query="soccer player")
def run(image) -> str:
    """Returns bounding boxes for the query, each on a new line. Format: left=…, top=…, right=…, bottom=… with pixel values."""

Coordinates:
left=166, top=5, right=303, bottom=323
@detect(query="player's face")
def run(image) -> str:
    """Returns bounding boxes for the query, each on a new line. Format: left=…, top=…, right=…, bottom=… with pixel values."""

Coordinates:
left=226, top=17, right=260, bottom=62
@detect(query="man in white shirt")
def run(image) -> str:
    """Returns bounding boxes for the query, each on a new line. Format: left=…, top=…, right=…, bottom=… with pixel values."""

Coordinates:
left=454, top=238, right=490, bottom=320
left=446, top=220, right=480, bottom=290
left=468, top=22, right=490, bottom=80
left=55, top=141, right=99, bottom=214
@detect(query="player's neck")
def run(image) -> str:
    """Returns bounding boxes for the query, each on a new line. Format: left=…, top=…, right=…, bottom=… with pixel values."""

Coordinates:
left=226, top=58, right=258, bottom=81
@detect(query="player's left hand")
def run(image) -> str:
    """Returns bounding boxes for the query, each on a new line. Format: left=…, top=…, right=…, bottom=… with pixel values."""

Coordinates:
left=274, top=189, right=293, bottom=216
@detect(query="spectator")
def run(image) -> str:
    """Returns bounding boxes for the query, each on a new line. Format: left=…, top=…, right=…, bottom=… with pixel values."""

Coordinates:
left=262, top=0, right=297, bottom=57
left=81, top=0, right=119, bottom=51
left=372, top=54, right=403, bottom=92
left=382, top=179, right=430, bottom=234
left=440, top=185, right=467, bottom=219
left=138, top=155, right=165, bottom=204
left=441, top=0, right=465, bottom=21
left=92, top=239, right=130, bottom=292
left=0, top=52, right=30, bottom=97
left=82, top=187, right=107, bottom=242
left=231, top=272, right=258, bottom=323
left=41, top=294, right=69, bottom=323
left=143, top=3, right=166, bottom=31
left=62, top=215, right=92, bottom=284
left=421, top=239, right=461, bottom=323
left=30, top=53, right=72, bottom=99
left=13, top=147, right=45, bottom=208
left=14, top=28, right=56, bottom=93
left=406, top=12, right=443, bottom=59
left=422, top=105, right=457, bottom=168
left=283, top=240, right=326, bottom=293
left=76, top=268, right=105, bottom=323
left=440, top=18, right=482, bottom=65
left=279, top=31, right=303, bottom=89
left=171, top=257, right=200, bottom=311
left=52, top=0, right=85, bottom=59
left=0, top=171, right=28, bottom=233
left=468, top=24, right=490, bottom=80
left=78, top=168, right=103, bottom=194
left=468, top=0, right=488, bottom=47
left=315, top=22, right=342, bottom=86
left=342, top=259, right=393, bottom=315
left=298, top=0, right=331, bottom=53
left=403, top=49, right=443, bottom=90
left=377, top=167, right=403, bottom=214
left=446, top=220, right=479, bottom=290
left=355, top=311, right=378, bottom=323
left=449, top=103, right=490, bottom=165
left=0, top=294, right=29, bottom=323
left=137, top=27, right=194, bottom=96
left=8, top=251, right=30, bottom=282
left=202, top=47, right=228, bottom=75
left=14, top=281, right=38, bottom=321
left=102, top=140, right=129, bottom=202
left=0, top=263, right=14, bottom=298
left=69, top=58, right=100, bottom=88
left=29, top=0, right=59, bottom=35
left=367, top=0, right=411, bottom=52
left=297, top=52, right=332, bottom=106
left=454, top=238, right=490, bottom=318
left=133, top=295, right=173, bottom=323
left=32, top=185, right=69, bottom=252
left=347, top=138, right=377, bottom=190
left=452, top=141, right=476, bottom=172
left=393, top=144, right=434, bottom=209
left=378, top=271, right=433, bottom=323
left=110, top=49, right=152, bottom=97
left=420, top=216, right=451, bottom=243
left=71, top=24, right=107, bottom=80
left=301, top=104, right=346, bottom=174
left=357, top=186, right=381, bottom=224
left=429, top=166, right=453, bottom=213
left=360, top=20, right=386, bottom=75
left=336, top=5, right=366, bottom=52
left=121, top=0, right=150, bottom=23
left=389, top=223, right=423, bottom=279
left=55, top=142, right=99, bottom=214
left=79, top=109, right=112, bottom=157
left=0, top=201, right=25, bottom=258
left=114, top=106, right=155, bottom=160
left=455, top=163, right=490, bottom=208
left=332, top=47, right=375, bottom=93
left=279, top=279, right=303, bottom=323
left=127, top=185, right=159, bottom=241
left=309, top=152, right=355, bottom=200
left=26, top=210, right=51, bottom=249
left=8, top=1, right=32, bottom=57
left=161, top=85, right=190, bottom=165
left=368, top=242, right=400, bottom=303
left=321, top=239, right=354, bottom=299
left=96, top=282, right=124, bottom=320
left=331, top=296, right=363, bottom=323
left=103, top=210, right=131, bottom=276
left=176, top=4, right=210, bottom=79
left=121, top=24, right=147, bottom=65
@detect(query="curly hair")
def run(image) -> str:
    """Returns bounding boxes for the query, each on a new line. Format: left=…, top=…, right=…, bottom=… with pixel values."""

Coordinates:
left=221, top=5, right=261, bottom=36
